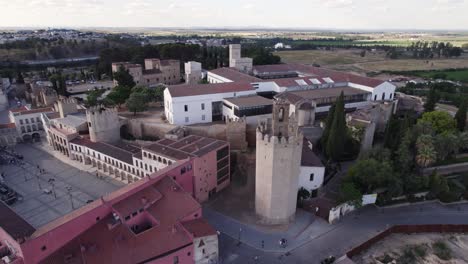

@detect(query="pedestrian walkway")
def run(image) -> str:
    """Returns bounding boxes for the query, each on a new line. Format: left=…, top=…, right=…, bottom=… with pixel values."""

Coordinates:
left=203, top=207, right=338, bottom=253
left=32, top=142, right=97, bottom=174
left=206, top=201, right=468, bottom=256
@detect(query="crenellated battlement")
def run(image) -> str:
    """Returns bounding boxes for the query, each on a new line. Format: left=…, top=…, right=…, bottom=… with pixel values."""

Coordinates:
left=256, top=130, right=302, bottom=146
left=86, top=106, right=118, bottom=116
left=226, top=116, right=246, bottom=124
left=58, top=97, right=76, bottom=104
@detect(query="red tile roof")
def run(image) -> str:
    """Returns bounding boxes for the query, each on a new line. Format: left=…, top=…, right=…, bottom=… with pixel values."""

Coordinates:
left=70, top=138, right=141, bottom=164
left=182, top=218, right=217, bottom=238
left=9, top=105, right=29, bottom=113
left=0, top=123, right=16, bottom=129
left=144, top=135, right=228, bottom=160
left=209, top=67, right=262, bottom=82
left=10, top=106, right=54, bottom=116
left=40, top=175, right=203, bottom=264
left=254, top=64, right=386, bottom=88
left=167, top=82, right=254, bottom=97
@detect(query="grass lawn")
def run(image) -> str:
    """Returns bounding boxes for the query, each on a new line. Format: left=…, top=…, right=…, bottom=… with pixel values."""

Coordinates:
left=412, top=69, right=468, bottom=83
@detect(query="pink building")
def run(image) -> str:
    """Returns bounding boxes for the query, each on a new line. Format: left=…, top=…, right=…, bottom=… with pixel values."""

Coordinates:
left=0, top=161, right=218, bottom=264
left=141, top=135, right=230, bottom=203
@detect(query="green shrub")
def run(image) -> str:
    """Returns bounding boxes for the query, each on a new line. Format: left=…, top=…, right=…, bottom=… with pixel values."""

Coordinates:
left=432, top=241, right=452, bottom=260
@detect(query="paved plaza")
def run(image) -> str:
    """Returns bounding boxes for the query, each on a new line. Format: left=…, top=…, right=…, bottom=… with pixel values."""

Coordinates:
left=1, top=143, right=123, bottom=228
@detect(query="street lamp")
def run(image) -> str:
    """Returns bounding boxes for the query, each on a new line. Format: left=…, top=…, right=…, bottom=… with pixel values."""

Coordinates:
left=35, top=165, right=42, bottom=190
left=66, top=186, right=74, bottom=209
left=237, top=227, right=242, bottom=246
left=48, top=178, right=56, bottom=199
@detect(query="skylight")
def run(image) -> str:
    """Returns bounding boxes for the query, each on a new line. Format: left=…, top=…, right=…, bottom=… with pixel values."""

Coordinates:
left=295, top=79, right=308, bottom=86
left=310, top=78, right=321, bottom=84
left=323, top=77, right=334, bottom=84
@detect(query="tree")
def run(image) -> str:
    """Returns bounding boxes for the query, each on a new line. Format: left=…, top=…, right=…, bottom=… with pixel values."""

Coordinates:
left=434, top=132, right=458, bottom=161
left=113, top=66, right=136, bottom=87
left=383, top=114, right=403, bottom=152
left=429, top=171, right=449, bottom=197
left=424, top=88, right=438, bottom=112
left=339, top=182, right=363, bottom=207
left=419, top=111, right=456, bottom=134
left=326, top=92, right=348, bottom=161
left=106, top=85, right=132, bottom=107
left=16, top=70, right=24, bottom=84
left=346, top=158, right=395, bottom=194
left=320, top=104, right=336, bottom=148
left=85, top=89, right=105, bottom=107
left=416, top=134, right=437, bottom=168
left=395, top=130, right=414, bottom=175
left=132, top=84, right=166, bottom=103
left=455, top=100, right=467, bottom=131
left=126, top=92, right=148, bottom=116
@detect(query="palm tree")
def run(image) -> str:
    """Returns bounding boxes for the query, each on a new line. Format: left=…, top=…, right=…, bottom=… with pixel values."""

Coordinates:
left=416, top=134, right=437, bottom=168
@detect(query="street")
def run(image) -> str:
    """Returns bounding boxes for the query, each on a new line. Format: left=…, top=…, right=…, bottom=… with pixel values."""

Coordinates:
left=1, top=143, right=123, bottom=228
left=214, top=202, right=468, bottom=263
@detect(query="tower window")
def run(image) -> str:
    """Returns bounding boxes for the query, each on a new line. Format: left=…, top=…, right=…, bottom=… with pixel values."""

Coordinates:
left=310, top=173, right=315, bottom=181
left=184, top=105, right=188, bottom=112
left=201, top=103, right=205, bottom=110
left=381, top=93, right=386, bottom=100
left=278, top=107, right=285, bottom=122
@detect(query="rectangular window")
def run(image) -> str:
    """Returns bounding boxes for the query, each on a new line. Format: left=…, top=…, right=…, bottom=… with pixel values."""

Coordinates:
left=202, top=115, right=205, bottom=121
left=216, top=146, right=229, bottom=161
left=201, top=103, right=205, bottom=110
left=310, top=173, right=315, bottom=182
left=184, top=105, right=188, bottom=112
left=185, top=117, right=189, bottom=123
left=19, top=120, right=23, bottom=125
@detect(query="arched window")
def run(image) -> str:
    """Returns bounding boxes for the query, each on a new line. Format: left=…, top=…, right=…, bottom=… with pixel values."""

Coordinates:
left=278, top=107, right=285, bottom=122
left=381, top=93, right=386, bottom=101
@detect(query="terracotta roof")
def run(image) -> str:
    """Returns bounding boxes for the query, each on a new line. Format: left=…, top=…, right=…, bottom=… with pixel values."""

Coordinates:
left=11, top=106, right=54, bottom=116
left=254, top=64, right=386, bottom=88
left=144, top=135, right=228, bottom=160
left=224, top=95, right=273, bottom=108
left=209, top=67, right=262, bottom=82
left=39, top=175, right=203, bottom=264
left=0, top=123, right=16, bottom=129
left=167, top=82, right=254, bottom=97
left=70, top=138, right=141, bottom=164
left=9, top=105, right=29, bottom=113
left=0, top=201, right=36, bottom=241
left=182, top=218, right=217, bottom=238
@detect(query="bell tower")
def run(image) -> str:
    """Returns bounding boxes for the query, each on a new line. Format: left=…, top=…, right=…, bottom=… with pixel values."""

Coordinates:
left=255, top=99, right=303, bottom=225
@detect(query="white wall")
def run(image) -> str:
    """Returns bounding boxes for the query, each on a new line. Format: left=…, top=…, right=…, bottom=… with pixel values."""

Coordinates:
left=207, top=72, right=233, bottom=84
left=298, top=166, right=325, bottom=192
left=165, top=88, right=256, bottom=125
left=348, top=81, right=396, bottom=102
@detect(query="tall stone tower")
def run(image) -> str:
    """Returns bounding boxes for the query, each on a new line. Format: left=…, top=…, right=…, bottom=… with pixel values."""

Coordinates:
left=86, top=106, right=120, bottom=143
left=57, top=97, right=78, bottom=118
left=229, top=44, right=253, bottom=73
left=255, top=100, right=303, bottom=225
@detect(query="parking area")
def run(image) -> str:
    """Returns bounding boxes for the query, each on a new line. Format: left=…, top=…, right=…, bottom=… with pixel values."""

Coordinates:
left=0, top=143, right=123, bottom=228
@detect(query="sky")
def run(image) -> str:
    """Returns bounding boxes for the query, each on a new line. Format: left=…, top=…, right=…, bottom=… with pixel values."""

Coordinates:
left=0, top=0, right=467, bottom=30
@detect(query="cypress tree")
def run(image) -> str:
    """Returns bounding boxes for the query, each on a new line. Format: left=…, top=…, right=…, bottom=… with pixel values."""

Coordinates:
left=327, top=92, right=347, bottom=160
left=424, top=87, right=438, bottom=112
left=320, top=104, right=336, bottom=148
left=455, top=100, right=467, bottom=131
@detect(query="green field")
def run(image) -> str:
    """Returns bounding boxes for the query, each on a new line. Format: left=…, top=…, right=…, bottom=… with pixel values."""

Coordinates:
left=411, top=69, right=468, bottom=83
